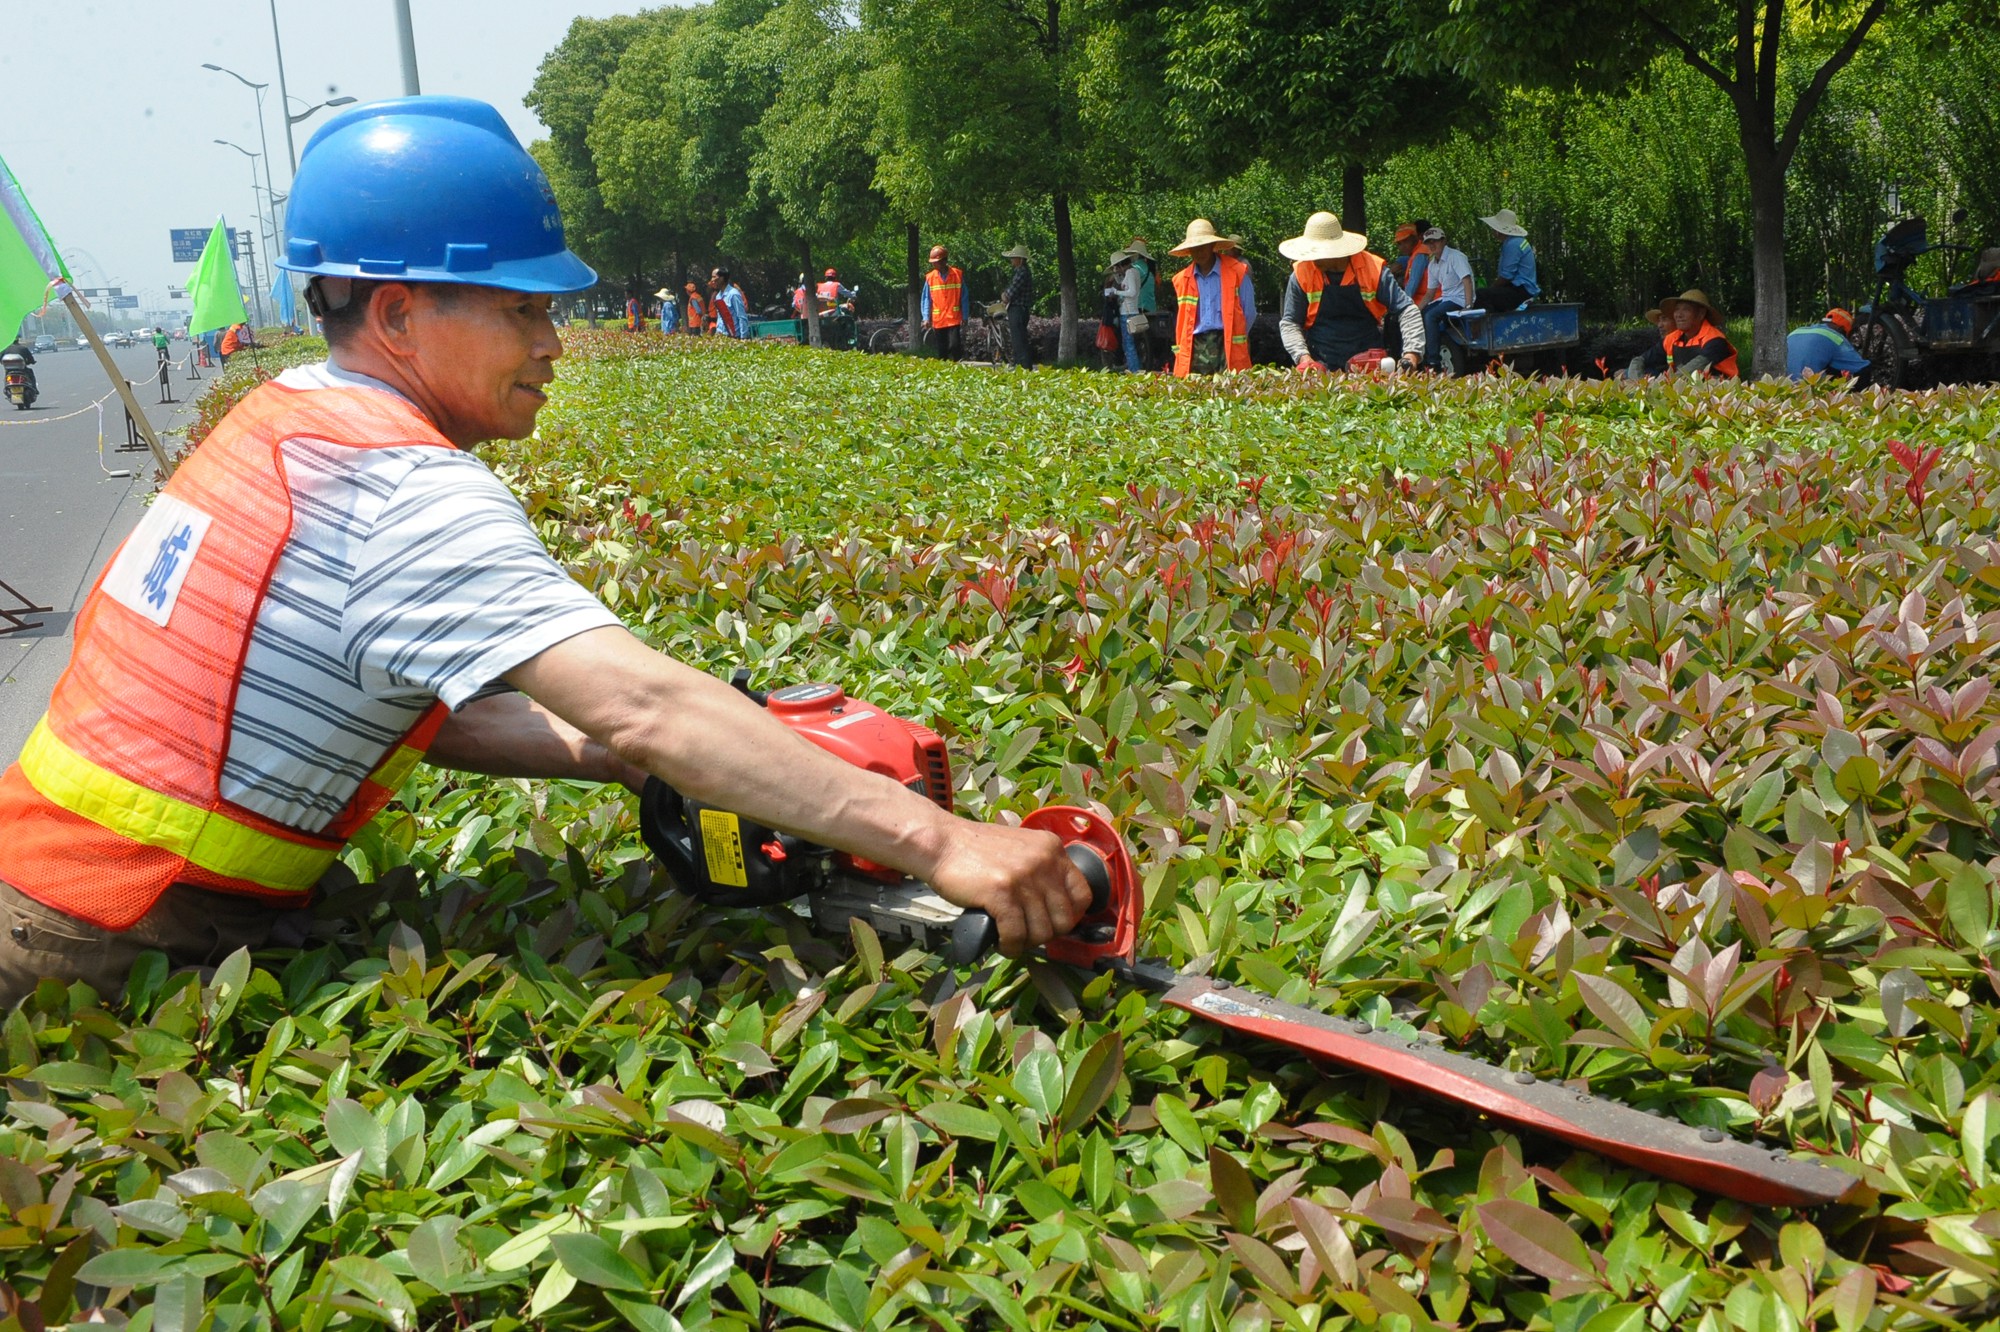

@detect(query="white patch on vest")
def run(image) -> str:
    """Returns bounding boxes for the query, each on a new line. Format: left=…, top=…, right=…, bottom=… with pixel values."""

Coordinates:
left=100, top=494, right=214, bottom=628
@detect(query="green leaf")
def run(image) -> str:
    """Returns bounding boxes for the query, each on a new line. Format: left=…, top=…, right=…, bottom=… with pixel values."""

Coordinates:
left=329, top=1255, right=418, bottom=1332
left=608, top=1294, right=690, bottom=1332
left=1477, top=1199, right=1599, bottom=1285
left=1945, top=862, right=1996, bottom=951
left=1827, top=1265, right=1876, bottom=1332
left=1154, top=1092, right=1205, bottom=1157
left=404, top=1215, right=467, bottom=1292
left=1058, top=1031, right=1123, bottom=1134
left=76, top=1247, right=185, bottom=1288
left=763, top=1282, right=856, bottom=1331
left=821, top=1097, right=897, bottom=1135
left=551, top=1231, right=652, bottom=1292
left=1574, top=973, right=1652, bottom=1049
left=674, top=1237, right=735, bottom=1309
left=1013, top=1047, right=1062, bottom=1120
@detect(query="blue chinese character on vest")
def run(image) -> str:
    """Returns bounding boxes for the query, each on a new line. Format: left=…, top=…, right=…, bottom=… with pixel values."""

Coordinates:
left=141, top=524, right=194, bottom=609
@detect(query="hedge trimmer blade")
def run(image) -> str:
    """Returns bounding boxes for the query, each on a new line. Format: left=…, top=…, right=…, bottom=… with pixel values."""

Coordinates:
left=821, top=809, right=1861, bottom=1210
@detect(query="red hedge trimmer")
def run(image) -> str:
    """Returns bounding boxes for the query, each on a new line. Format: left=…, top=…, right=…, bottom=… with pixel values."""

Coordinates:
left=639, top=676, right=1857, bottom=1209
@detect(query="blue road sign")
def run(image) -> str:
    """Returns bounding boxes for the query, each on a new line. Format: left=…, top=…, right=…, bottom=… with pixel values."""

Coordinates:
left=170, top=228, right=238, bottom=263
left=109, top=295, right=140, bottom=309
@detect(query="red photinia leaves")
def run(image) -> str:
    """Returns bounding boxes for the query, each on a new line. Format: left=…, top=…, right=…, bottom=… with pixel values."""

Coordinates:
left=288, top=339, right=2000, bottom=1329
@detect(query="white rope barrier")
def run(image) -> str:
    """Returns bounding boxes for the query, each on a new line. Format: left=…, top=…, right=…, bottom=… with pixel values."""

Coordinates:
left=0, top=350, right=198, bottom=430
left=0, top=384, right=122, bottom=428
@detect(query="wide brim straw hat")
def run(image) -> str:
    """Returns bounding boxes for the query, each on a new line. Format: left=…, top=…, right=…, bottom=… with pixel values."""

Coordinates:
left=1659, top=288, right=1724, bottom=326
left=1125, top=239, right=1153, bottom=258
left=654, top=288, right=672, bottom=300
left=1001, top=245, right=1031, bottom=260
left=1278, top=211, right=1368, bottom=262
left=1169, top=218, right=1229, bottom=254
left=1108, top=250, right=1130, bottom=266
left=1481, top=209, right=1527, bottom=237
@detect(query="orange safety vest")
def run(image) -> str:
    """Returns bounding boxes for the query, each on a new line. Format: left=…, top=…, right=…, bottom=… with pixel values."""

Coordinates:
left=1662, top=322, right=1739, bottom=378
left=816, top=279, right=843, bottom=311
left=926, top=266, right=964, bottom=329
left=219, top=325, right=242, bottom=357
left=0, top=383, right=452, bottom=929
left=1171, top=254, right=1252, bottom=377
left=1295, top=252, right=1387, bottom=328
left=625, top=298, right=644, bottom=333
left=685, top=293, right=705, bottom=333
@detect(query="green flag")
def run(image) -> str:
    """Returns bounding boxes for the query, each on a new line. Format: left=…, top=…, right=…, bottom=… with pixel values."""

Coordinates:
left=187, top=218, right=248, bottom=336
left=0, top=152, right=71, bottom=345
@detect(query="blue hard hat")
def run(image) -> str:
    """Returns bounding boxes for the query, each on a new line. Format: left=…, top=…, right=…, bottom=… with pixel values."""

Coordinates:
left=279, top=95, right=596, bottom=293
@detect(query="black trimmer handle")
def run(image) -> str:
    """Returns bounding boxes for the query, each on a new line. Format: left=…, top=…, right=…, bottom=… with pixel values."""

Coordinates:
left=949, top=845, right=1109, bottom=965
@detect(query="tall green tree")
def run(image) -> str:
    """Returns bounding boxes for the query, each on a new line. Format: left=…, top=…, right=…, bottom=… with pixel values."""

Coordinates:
left=1425, top=0, right=1985, bottom=375
left=869, top=0, right=1124, bottom=361
left=743, top=1, right=885, bottom=345
left=587, top=0, right=785, bottom=288
left=1116, top=0, right=1474, bottom=235
left=525, top=13, right=674, bottom=287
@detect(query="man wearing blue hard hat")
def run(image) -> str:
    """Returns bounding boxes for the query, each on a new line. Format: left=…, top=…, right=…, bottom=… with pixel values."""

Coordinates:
left=0, top=97, right=1088, bottom=1007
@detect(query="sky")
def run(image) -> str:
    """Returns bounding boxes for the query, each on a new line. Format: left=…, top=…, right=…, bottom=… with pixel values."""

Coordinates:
left=2, top=1, right=646, bottom=320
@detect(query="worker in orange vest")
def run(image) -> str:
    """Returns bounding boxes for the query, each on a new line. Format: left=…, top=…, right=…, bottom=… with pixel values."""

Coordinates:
left=624, top=292, right=645, bottom=333
left=683, top=281, right=706, bottom=336
left=1658, top=288, right=1739, bottom=378
left=1168, top=218, right=1256, bottom=377
left=920, top=245, right=966, bottom=360
left=0, top=96, right=1093, bottom=1006
left=1276, top=211, right=1424, bottom=374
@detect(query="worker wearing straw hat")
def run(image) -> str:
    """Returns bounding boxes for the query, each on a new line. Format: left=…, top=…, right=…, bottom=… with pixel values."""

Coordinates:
left=1475, top=209, right=1540, bottom=314
left=654, top=286, right=680, bottom=335
left=1658, top=288, right=1739, bottom=378
left=1000, top=246, right=1035, bottom=369
left=1277, top=211, right=1424, bottom=375
left=1168, top=218, right=1256, bottom=377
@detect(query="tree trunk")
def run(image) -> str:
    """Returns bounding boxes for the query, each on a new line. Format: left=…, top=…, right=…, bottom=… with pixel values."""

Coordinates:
left=1342, top=161, right=1367, bottom=235
left=906, top=222, right=922, bottom=349
left=802, top=239, right=821, bottom=349
left=1054, top=192, right=1077, bottom=364
left=1741, top=131, right=1787, bottom=379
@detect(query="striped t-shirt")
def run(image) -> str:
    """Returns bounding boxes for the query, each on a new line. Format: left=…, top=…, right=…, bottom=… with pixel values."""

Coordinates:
left=220, top=361, right=620, bottom=832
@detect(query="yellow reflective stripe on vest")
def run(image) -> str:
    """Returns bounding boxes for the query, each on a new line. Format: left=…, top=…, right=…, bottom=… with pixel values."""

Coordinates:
left=370, top=744, right=424, bottom=794
left=17, top=719, right=338, bottom=893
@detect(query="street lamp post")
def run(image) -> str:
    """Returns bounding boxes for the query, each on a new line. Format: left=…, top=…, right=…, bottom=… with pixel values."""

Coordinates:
left=201, top=64, right=280, bottom=284
left=268, top=0, right=301, bottom=175
left=214, top=141, right=272, bottom=329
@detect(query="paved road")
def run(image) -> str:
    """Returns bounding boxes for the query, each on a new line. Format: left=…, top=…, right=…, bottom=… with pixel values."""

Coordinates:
left=0, top=341, right=206, bottom=765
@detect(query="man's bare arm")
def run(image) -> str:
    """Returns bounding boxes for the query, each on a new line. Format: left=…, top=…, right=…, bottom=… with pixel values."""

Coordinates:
left=426, top=691, right=647, bottom=789
left=505, top=626, right=1089, bottom=955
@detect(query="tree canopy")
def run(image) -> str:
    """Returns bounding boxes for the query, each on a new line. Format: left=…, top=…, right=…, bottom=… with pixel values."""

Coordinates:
left=527, top=0, right=2000, bottom=361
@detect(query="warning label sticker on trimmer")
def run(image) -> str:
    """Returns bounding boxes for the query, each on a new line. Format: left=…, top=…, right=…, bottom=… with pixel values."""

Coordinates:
left=698, top=809, right=749, bottom=888
left=1191, top=991, right=1265, bottom=1019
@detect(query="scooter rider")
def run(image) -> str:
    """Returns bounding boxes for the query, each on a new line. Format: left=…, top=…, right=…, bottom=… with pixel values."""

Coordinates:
left=0, top=95, right=1090, bottom=1008
left=1, top=337, right=36, bottom=405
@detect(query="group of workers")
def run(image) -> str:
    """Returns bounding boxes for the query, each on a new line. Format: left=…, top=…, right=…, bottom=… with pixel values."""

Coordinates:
left=625, top=268, right=750, bottom=338
left=603, top=202, right=1888, bottom=382
left=1111, top=209, right=1540, bottom=379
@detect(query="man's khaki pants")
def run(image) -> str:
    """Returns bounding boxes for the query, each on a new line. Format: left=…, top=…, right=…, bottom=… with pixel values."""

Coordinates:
left=1, top=878, right=279, bottom=1010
